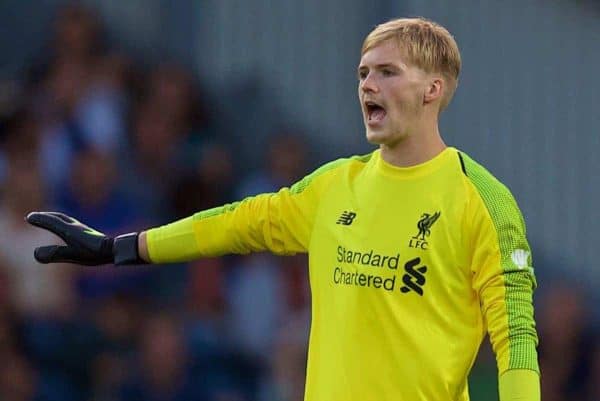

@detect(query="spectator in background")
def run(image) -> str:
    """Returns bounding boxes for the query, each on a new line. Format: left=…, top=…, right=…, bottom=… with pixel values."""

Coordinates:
left=586, top=342, right=600, bottom=400
left=170, top=142, right=235, bottom=219
left=88, top=350, right=128, bottom=401
left=185, top=257, right=229, bottom=357
left=0, top=114, right=86, bottom=401
left=226, top=131, right=311, bottom=376
left=142, top=64, right=197, bottom=135
left=120, top=100, right=177, bottom=221
left=84, top=293, right=145, bottom=401
left=141, top=63, right=217, bottom=169
left=117, top=63, right=223, bottom=303
left=74, top=53, right=129, bottom=156
left=259, top=316, right=309, bottom=401
left=119, top=313, right=205, bottom=401
left=538, top=283, right=594, bottom=400
left=0, top=350, right=40, bottom=401
left=0, top=111, right=75, bottom=319
left=53, top=145, right=154, bottom=303
left=121, top=63, right=210, bottom=223
left=56, top=146, right=140, bottom=234
left=236, top=132, right=309, bottom=197
left=29, top=4, right=128, bottom=202
left=0, top=266, right=41, bottom=401
left=50, top=4, right=104, bottom=64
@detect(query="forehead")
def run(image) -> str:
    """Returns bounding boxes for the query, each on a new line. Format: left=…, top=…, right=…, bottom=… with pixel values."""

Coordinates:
left=358, top=39, right=409, bottom=68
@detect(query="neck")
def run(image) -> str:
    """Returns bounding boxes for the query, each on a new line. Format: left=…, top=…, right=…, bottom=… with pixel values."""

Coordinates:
left=379, top=121, right=446, bottom=167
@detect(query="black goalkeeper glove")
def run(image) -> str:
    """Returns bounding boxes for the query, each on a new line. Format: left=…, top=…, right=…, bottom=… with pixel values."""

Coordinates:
left=26, top=211, right=146, bottom=266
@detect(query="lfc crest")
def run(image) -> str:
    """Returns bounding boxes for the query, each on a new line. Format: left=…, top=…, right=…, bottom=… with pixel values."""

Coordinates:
left=408, top=211, right=441, bottom=250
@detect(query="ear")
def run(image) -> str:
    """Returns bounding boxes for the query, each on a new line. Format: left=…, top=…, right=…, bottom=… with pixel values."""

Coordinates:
left=423, top=77, right=444, bottom=105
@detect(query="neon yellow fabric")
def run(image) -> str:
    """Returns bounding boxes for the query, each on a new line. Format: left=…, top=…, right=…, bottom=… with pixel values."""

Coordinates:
left=145, top=215, right=198, bottom=262
left=146, top=147, right=539, bottom=401
left=461, top=153, right=539, bottom=374
left=499, top=369, right=540, bottom=401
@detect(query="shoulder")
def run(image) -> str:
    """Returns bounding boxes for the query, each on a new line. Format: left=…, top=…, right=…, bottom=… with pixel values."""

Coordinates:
left=458, top=151, right=517, bottom=204
left=290, top=151, right=375, bottom=194
left=458, top=150, right=524, bottom=227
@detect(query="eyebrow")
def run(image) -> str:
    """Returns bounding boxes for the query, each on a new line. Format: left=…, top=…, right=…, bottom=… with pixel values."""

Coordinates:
left=357, top=63, right=402, bottom=72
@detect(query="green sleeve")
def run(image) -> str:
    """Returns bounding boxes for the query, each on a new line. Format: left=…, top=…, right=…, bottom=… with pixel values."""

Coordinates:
left=461, top=152, right=539, bottom=374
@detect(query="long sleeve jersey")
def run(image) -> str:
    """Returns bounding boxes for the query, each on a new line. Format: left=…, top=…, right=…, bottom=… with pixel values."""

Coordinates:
left=147, top=146, right=539, bottom=401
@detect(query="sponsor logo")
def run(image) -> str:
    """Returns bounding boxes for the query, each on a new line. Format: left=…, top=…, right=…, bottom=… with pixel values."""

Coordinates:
left=333, top=246, right=429, bottom=296
left=400, top=257, right=428, bottom=296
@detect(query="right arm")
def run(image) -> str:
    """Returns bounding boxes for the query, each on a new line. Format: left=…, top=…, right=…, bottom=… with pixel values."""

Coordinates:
left=28, top=159, right=345, bottom=266
left=140, top=184, right=322, bottom=264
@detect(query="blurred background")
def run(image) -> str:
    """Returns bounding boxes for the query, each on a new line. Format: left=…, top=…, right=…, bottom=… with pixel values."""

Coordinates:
left=0, top=0, right=598, bottom=400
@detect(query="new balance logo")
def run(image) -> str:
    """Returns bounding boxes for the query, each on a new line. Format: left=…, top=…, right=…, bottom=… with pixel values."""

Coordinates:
left=400, top=257, right=428, bottom=296
left=336, top=211, right=356, bottom=225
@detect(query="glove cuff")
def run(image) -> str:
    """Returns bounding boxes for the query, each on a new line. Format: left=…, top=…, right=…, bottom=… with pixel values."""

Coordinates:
left=113, top=232, right=147, bottom=265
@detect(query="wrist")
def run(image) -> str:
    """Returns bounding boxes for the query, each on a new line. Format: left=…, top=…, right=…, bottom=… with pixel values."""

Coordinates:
left=137, top=231, right=151, bottom=262
left=100, top=237, right=115, bottom=264
left=113, top=232, right=147, bottom=265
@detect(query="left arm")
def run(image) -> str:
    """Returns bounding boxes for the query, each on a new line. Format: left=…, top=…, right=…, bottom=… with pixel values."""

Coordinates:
left=466, top=183, right=540, bottom=401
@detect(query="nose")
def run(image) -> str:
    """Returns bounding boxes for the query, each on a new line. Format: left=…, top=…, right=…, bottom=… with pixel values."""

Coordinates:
left=360, top=73, right=379, bottom=94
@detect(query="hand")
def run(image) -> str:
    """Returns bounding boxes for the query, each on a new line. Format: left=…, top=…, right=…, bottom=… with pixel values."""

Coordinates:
left=26, top=212, right=114, bottom=265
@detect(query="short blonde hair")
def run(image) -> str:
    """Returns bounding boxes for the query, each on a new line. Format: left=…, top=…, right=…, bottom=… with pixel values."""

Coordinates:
left=362, top=17, right=461, bottom=111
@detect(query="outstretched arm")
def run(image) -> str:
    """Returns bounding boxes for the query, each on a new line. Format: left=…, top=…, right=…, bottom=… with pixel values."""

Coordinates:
left=28, top=193, right=306, bottom=266
left=28, top=158, right=342, bottom=266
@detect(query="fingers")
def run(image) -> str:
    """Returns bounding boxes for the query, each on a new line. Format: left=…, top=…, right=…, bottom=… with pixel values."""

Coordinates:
left=34, top=245, right=109, bottom=266
left=34, top=245, right=98, bottom=265
left=26, top=212, right=71, bottom=242
left=33, top=245, right=68, bottom=264
left=46, top=212, right=78, bottom=224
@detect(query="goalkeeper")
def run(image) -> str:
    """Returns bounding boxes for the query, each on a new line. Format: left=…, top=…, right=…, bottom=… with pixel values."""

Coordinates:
left=28, top=17, right=539, bottom=401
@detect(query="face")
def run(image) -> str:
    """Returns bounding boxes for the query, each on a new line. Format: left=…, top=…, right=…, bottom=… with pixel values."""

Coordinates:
left=357, top=40, right=429, bottom=147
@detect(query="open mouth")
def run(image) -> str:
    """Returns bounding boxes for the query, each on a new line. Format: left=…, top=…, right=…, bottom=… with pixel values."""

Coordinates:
left=365, top=101, right=386, bottom=124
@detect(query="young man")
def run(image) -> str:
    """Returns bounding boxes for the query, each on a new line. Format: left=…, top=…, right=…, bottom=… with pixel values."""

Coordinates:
left=28, top=18, right=540, bottom=401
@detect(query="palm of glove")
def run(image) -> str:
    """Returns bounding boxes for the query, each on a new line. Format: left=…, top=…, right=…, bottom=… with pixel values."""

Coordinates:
left=26, top=212, right=114, bottom=265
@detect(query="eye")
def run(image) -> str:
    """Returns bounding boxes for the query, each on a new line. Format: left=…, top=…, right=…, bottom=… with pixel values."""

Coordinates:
left=382, top=69, right=395, bottom=77
left=358, top=70, right=368, bottom=80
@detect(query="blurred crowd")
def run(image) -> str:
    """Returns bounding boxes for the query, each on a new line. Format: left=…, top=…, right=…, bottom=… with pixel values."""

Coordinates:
left=0, top=4, right=597, bottom=401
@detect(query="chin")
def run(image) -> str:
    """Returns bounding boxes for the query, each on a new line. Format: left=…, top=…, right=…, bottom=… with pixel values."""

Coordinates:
left=365, top=129, right=388, bottom=145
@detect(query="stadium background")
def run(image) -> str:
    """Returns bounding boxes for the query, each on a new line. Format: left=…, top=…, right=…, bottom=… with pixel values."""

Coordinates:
left=0, top=0, right=598, bottom=400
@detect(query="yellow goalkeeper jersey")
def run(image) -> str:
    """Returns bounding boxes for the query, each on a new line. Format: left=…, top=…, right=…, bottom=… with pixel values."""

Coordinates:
left=147, top=146, right=539, bottom=401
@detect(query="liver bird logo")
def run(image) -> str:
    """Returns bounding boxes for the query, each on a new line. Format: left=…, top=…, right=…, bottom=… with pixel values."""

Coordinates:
left=415, top=212, right=441, bottom=240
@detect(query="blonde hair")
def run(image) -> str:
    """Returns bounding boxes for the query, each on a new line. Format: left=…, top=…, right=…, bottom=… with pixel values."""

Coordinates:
left=362, top=17, right=461, bottom=111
